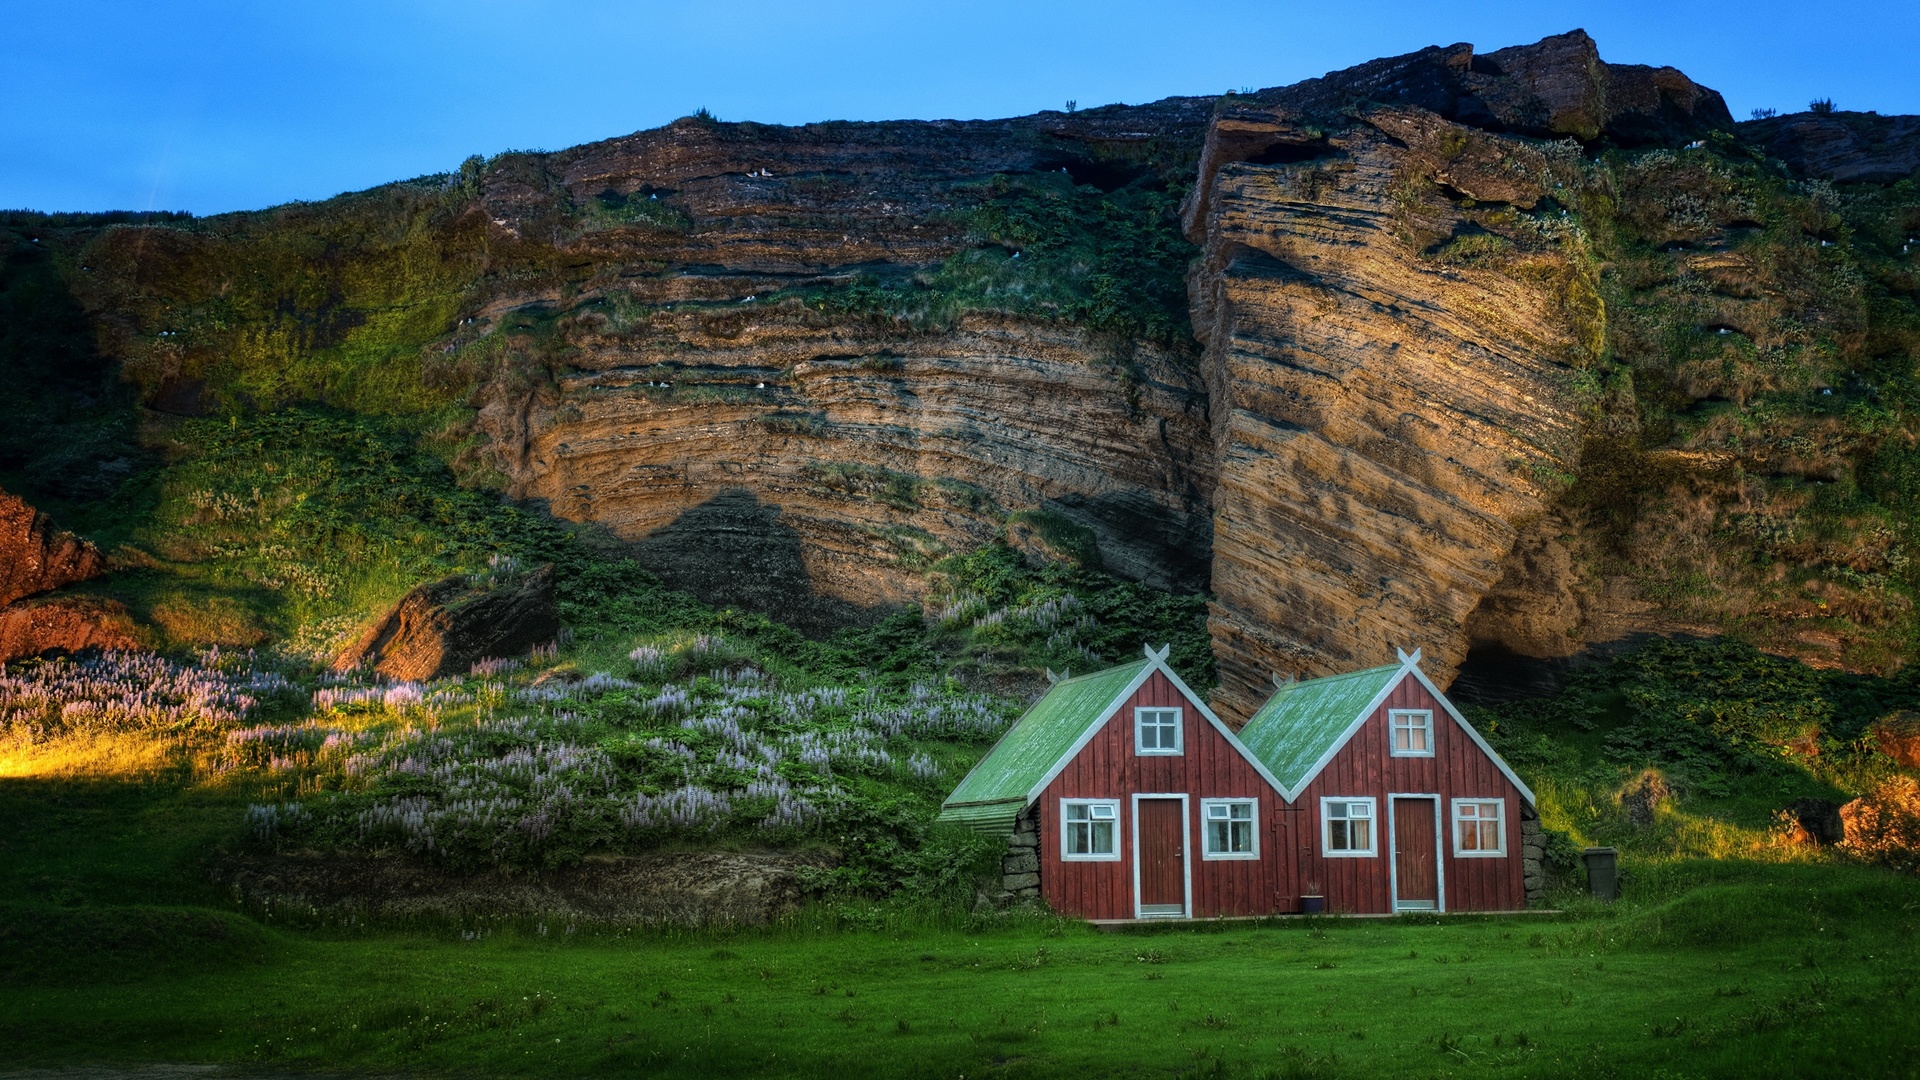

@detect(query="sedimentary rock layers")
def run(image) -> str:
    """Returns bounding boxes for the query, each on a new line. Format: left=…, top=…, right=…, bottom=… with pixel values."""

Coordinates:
left=464, top=104, right=1219, bottom=627
left=1190, top=111, right=1589, bottom=720
left=511, top=315, right=1213, bottom=630
left=35, top=31, right=1770, bottom=685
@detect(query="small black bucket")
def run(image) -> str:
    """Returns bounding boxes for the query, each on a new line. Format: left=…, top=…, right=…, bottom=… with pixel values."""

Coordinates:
left=1300, top=895, right=1326, bottom=915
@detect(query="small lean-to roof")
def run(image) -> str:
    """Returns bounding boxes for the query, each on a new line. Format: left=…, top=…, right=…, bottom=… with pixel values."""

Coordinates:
left=939, top=659, right=1151, bottom=827
left=1237, top=663, right=1402, bottom=795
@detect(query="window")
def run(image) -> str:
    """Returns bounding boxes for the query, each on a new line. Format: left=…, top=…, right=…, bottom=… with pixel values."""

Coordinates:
left=1201, top=799, right=1259, bottom=859
left=1062, top=800, right=1120, bottom=860
left=1135, top=707, right=1183, bottom=755
left=1390, top=709, right=1434, bottom=756
left=1321, top=797, right=1377, bottom=856
left=1453, top=799, right=1506, bottom=856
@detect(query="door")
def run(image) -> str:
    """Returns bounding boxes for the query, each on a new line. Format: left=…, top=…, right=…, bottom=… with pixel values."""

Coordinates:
left=1392, top=797, right=1439, bottom=911
left=1135, top=798, right=1187, bottom=917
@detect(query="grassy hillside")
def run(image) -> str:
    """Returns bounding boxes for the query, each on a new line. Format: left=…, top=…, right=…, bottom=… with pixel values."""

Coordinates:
left=1564, top=139, right=1920, bottom=668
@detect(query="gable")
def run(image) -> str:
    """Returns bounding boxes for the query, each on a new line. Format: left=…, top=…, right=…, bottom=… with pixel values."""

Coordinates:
left=940, top=647, right=1291, bottom=833
left=1238, top=660, right=1536, bottom=804
left=1237, top=664, right=1401, bottom=794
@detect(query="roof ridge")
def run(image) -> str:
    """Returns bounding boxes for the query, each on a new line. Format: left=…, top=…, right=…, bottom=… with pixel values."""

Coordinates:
left=1052, top=657, right=1148, bottom=685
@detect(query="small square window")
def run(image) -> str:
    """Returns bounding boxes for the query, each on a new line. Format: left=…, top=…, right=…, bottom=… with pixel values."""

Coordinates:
left=1453, top=799, right=1506, bottom=856
left=1321, top=797, right=1377, bottom=856
left=1201, top=799, right=1258, bottom=858
left=1390, top=710, right=1434, bottom=756
left=1062, top=799, right=1120, bottom=860
left=1135, top=707, right=1183, bottom=755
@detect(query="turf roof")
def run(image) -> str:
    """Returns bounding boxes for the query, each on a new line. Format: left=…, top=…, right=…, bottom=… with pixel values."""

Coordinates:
left=939, top=658, right=1151, bottom=817
left=1236, top=663, right=1402, bottom=794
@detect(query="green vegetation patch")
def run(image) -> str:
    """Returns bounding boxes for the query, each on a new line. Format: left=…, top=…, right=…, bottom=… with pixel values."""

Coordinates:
left=927, top=544, right=1214, bottom=689
left=1539, top=139, right=1920, bottom=668
left=68, top=179, right=490, bottom=417
left=113, top=407, right=571, bottom=652
left=1472, top=636, right=1920, bottom=867
left=784, top=171, right=1199, bottom=349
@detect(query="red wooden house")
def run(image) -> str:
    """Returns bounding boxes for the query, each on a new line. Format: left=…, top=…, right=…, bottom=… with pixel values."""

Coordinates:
left=938, top=645, right=1289, bottom=919
left=1236, top=647, right=1538, bottom=915
left=939, top=646, right=1539, bottom=919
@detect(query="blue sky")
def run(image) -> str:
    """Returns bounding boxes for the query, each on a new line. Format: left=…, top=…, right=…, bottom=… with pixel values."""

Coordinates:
left=5, top=1, right=1917, bottom=215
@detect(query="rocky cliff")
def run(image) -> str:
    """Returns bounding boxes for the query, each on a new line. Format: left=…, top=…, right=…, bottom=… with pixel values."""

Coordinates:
left=462, top=107, right=1220, bottom=631
left=7, top=29, right=1919, bottom=708
left=1182, top=31, right=1733, bottom=716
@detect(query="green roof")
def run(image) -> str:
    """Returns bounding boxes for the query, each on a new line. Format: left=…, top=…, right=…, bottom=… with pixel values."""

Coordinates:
left=935, top=800, right=1026, bottom=834
left=1237, top=663, right=1402, bottom=794
left=939, top=659, right=1151, bottom=829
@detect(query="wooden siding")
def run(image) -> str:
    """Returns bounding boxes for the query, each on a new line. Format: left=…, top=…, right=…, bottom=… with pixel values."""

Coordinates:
left=1293, top=675, right=1527, bottom=914
left=1036, top=672, right=1281, bottom=919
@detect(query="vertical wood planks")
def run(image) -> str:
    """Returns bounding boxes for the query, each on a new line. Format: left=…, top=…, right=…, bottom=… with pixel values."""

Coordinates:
left=1295, top=674, right=1526, bottom=913
left=1037, top=671, right=1280, bottom=919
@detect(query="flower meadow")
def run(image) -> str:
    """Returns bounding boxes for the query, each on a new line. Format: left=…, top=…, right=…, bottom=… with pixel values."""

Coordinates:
left=0, top=648, right=300, bottom=739
left=3, top=632, right=1019, bottom=872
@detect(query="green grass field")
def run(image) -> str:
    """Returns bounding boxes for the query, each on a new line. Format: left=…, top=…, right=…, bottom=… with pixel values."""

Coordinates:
left=2, top=777, right=1918, bottom=1079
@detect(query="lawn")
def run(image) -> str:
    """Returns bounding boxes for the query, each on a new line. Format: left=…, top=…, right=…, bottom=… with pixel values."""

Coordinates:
left=2, top=780, right=1918, bottom=1079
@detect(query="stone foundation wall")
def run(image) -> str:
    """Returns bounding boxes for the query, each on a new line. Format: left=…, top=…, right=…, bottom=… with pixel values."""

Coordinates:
left=1520, top=802, right=1546, bottom=905
left=977, top=805, right=1043, bottom=910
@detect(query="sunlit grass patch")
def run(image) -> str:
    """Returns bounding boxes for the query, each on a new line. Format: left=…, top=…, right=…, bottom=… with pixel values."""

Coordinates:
left=0, top=729, right=188, bottom=779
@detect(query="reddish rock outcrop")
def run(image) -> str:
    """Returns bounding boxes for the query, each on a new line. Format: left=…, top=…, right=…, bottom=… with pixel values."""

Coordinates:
left=0, top=487, right=105, bottom=607
left=1871, top=712, right=1920, bottom=769
left=1838, top=777, right=1920, bottom=873
left=334, top=564, right=559, bottom=682
left=0, top=595, right=142, bottom=662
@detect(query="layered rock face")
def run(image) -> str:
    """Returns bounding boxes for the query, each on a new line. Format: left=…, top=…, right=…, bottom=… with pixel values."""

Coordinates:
left=464, top=28, right=1732, bottom=674
left=35, top=29, right=1814, bottom=698
left=463, top=107, right=1217, bottom=627
left=1742, top=111, right=1920, bottom=183
left=1184, top=32, right=1730, bottom=719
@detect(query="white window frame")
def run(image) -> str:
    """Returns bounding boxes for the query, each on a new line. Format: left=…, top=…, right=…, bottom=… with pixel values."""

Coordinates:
left=1389, top=709, right=1435, bottom=757
left=1199, top=798, right=1260, bottom=860
left=1319, top=796, right=1378, bottom=857
left=1133, top=706, right=1184, bottom=756
left=1060, top=798, right=1122, bottom=861
left=1451, top=797, right=1507, bottom=857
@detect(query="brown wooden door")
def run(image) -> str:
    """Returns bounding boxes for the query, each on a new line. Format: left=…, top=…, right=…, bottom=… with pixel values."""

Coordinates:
left=1393, top=797, right=1439, bottom=910
left=1136, top=798, right=1186, bottom=916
